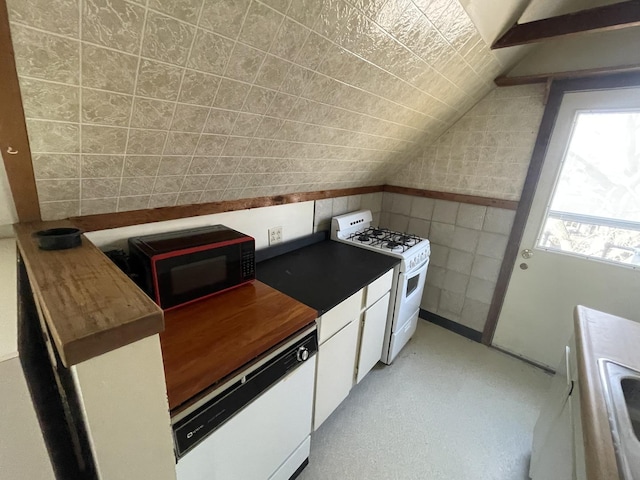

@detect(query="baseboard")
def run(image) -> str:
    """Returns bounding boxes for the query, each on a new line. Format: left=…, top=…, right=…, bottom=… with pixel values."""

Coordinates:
left=419, top=309, right=482, bottom=343
left=289, top=458, right=309, bottom=480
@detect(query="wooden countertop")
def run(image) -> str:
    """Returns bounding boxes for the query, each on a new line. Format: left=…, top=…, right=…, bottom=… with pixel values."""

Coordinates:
left=574, top=305, right=640, bottom=480
left=160, top=280, right=317, bottom=411
left=14, top=221, right=164, bottom=366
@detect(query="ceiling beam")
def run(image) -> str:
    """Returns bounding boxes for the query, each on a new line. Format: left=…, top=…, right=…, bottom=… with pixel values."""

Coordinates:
left=492, top=0, right=640, bottom=49
left=494, top=64, right=640, bottom=86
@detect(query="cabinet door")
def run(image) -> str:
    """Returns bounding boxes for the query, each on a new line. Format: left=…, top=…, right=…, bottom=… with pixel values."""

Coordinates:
left=314, top=320, right=359, bottom=430
left=530, top=345, right=574, bottom=480
left=531, top=396, right=574, bottom=480
left=356, top=292, right=390, bottom=384
left=569, top=338, right=587, bottom=480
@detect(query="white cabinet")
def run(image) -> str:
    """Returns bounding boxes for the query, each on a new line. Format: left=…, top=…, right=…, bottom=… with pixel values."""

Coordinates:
left=314, top=319, right=359, bottom=429
left=530, top=337, right=586, bottom=480
left=569, top=337, right=587, bottom=480
left=317, top=290, right=362, bottom=345
left=355, top=270, right=393, bottom=384
left=177, top=358, right=316, bottom=480
left=356, top=292, right=390, bottom=384
left=312, top=268, right=394, bottom=430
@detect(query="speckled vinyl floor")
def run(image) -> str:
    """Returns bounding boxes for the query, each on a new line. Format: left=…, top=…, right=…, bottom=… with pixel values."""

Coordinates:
left=298, top=320, right=552, bottom=480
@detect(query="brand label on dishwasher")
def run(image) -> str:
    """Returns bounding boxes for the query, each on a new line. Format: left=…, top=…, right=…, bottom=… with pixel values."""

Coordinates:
left=186, top=424, right=204, bottom=439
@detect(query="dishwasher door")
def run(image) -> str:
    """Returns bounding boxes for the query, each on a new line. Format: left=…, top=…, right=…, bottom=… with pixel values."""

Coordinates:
left=176, top=356, right=316, bottom=480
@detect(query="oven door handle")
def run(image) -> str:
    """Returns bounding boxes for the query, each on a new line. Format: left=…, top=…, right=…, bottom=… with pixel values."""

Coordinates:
left=408, top=258, right=429, bottom=274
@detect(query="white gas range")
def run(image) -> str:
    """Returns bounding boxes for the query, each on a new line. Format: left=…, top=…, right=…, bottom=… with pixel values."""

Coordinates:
left=330, top=210, right=430, bottom=364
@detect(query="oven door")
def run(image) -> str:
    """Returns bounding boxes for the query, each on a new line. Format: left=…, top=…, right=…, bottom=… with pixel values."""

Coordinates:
left=153, top=242, right=246, bottom=310
left=391, top=258, right=429, bottom=331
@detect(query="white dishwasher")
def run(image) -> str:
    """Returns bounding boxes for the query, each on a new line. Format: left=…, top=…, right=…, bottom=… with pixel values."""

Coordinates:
left=173, top=325, right=317, bottom=480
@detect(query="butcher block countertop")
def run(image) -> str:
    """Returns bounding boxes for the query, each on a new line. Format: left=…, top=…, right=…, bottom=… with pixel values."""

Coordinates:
left=160, top=280, right=317, bottom=411
left=14, top=221, right=164, bottom=367
left=574, top=306, right=640, bottom=480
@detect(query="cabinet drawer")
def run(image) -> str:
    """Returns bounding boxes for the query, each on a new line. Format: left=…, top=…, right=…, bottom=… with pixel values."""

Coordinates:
left=318, top=289, right=363, bottom=345
left=365, top=269, right=393, bottom=308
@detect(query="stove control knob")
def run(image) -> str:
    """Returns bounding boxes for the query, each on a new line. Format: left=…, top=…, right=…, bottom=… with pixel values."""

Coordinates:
left=296, top=346, right=309, bottom=362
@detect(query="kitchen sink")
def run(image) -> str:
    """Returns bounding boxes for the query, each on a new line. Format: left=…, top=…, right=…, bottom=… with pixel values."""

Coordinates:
left=599, top=360, right=640, bottom=479
left=622, top=377, right=640, bottom=441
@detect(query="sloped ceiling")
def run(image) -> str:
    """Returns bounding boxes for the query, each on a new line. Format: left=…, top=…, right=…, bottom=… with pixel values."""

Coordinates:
left=6, top=0, right=603, bottom=220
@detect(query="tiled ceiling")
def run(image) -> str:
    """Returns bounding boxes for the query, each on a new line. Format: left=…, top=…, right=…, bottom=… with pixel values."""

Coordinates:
left=9, top=0, right=512, bottom=220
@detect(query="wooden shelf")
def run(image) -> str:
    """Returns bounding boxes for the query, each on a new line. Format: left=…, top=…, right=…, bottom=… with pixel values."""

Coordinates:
left=14, top=220, right=164, bottom=367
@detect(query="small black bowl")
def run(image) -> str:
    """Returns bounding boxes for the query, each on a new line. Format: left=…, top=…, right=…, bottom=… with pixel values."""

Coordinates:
left=33, top=228, right=83, bottom=250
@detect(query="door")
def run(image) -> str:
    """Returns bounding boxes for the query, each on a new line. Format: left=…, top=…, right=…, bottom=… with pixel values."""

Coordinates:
left=494, top=88, right=640, bottom=369
left=392, top=259, right=429, bottom=330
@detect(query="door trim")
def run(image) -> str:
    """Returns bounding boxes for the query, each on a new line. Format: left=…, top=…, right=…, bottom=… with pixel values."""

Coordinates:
left=482, top=71, right=640, bottom=345
left=0, top=0, right=40, bottom=222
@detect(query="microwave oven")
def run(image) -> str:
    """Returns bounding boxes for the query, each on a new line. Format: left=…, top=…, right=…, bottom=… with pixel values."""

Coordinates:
left=128, top=225, right=255, bottom=310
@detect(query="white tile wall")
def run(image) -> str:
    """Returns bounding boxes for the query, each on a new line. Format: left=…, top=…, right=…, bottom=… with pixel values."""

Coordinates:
left=313, top=191, right=382, bottom=232
left=380, top=191, right=515, bottom=332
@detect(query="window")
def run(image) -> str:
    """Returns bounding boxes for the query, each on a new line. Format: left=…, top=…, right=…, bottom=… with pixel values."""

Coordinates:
left=537, top=111, right=640, bottom=267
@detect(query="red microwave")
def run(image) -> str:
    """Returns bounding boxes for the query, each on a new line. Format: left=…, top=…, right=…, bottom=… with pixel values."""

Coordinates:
left=128, top=225, right=255, bottom=310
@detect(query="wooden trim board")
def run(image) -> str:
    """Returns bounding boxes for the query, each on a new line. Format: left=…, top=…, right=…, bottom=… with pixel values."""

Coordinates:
left=71, top=186, right=518, bottom=232
left=492, top=1, right=640, bottom=49
left=14, top=220, right=164, bottom=366
left=0, top=0, right=40, bottom=222
left=495, top=64, right=640, bottom=87
left=71, top=186, right=384, bottom=232
left=383, top=185, right=518, bottom=210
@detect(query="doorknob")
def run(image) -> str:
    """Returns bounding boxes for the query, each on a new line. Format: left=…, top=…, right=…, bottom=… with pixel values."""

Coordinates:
left=521, top=249, right=533, bottom=259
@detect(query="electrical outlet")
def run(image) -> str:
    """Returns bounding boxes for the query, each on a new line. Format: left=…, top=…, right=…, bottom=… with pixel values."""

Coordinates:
left=269, top=226, right=283, bottom=245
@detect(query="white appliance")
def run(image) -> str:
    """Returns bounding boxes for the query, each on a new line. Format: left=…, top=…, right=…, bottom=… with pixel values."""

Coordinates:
left=174, top=326, right=317, bottom=480
left=331, top=210, right=430, bottom=364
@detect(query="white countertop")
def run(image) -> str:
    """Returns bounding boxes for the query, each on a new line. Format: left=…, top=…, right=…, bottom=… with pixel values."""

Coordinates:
left=0, top=237, right=17, bottom=362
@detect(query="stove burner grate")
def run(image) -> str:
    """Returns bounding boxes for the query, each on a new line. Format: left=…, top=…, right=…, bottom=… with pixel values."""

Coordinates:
left=345, top=226, right=424, bottom=252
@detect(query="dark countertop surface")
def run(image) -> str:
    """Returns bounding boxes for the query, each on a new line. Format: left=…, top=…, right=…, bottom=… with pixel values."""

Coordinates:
left=257, top=239, right=399, bottom=316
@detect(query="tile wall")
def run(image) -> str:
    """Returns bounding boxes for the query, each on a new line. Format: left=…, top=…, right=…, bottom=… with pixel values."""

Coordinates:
left=7, top=0, right=509, bottom=220
left=388, top=84, right=546, bottom=200
left=313, top=191, right=383, bottom=233
left=313, top=190, right=513, bottom=332
left=379, top=192, right=514, bottom=332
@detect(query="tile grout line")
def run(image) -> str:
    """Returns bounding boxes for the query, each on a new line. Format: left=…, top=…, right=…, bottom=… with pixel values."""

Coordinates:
left=237, top=7, right=354, bottom=199
left=217, top=0, right=293, bottom=201
left=9, top=16, right=467, bottom=119
left=17, top=70, right=443, bottom=137
left=192, top=0, right=256, bottom=205
left=147, top=0, right=209, bottom=209
left=77, top=0, right=83, bottom=217
left=225, top=0, right=306, bottom=200
left=114, top=0, right=151, bottom=213
left=22, top=94, right=434, bottom=143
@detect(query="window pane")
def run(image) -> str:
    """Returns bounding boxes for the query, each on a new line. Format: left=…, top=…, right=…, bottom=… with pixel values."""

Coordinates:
left=537, top=111, right=640, bottom=267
